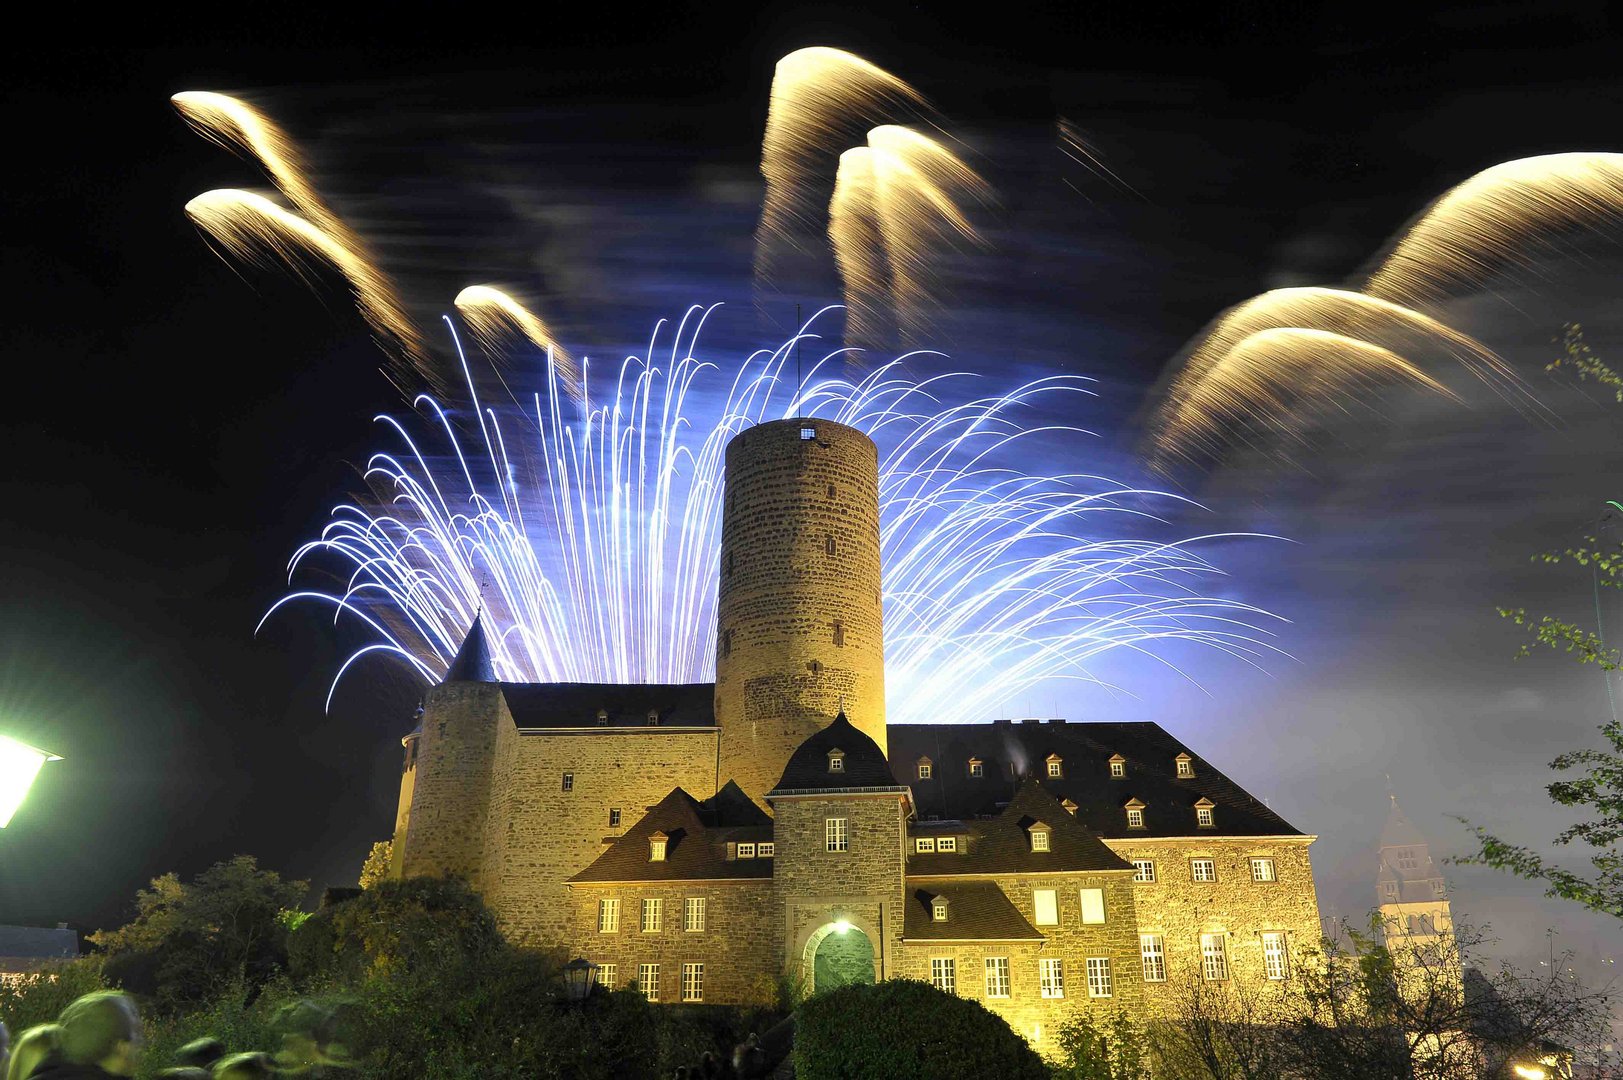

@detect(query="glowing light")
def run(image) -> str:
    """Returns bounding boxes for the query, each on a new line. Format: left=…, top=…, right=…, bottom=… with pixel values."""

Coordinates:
left=832, top=920, right=854, bottom=935
left=1366, top=153, right=1623, bottom=306
left=1512, top=1064, right=1548, bottom=1079
left=830, top=147, right=891, bottom=351
left=267, top=306, right=1283, bottom=720
left=453, top=285, right=581, bottom=401
left=754, top=48, right=923, bottom=293
left=0, top=736, right=60, bottom=829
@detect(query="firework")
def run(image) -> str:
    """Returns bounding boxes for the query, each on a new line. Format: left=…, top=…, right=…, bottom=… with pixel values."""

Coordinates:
left=265, top=307, right=1284, bottom=720
left=453, top=285, right=581, bottom=400
left=829, top=147, right=892, bottom=351
left=1365, top=152, right=1623, bottom=306
left=754, top=48, right=923, bottom=294
left=1147, top=286, right=1525, bottom=469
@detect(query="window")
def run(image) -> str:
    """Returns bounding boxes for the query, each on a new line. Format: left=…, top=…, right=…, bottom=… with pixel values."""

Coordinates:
left=646, top=710, right=660, bottom=727
left=1080, top=888, right=1106, bottom=925
left=1140, top=935, right=1166, bottom=982
left=721, top=629, right=732, bottom=659
left=828, top=751, right=845, bottom=773
left=641, top=898, right=662, bottom=933
left=1033, top=889, right=1058, bottom=926
left=826, top=817, right=849, bottom=852
left=1126, top=807, right=1145, bottom=828
left=1047, top=758, right=1063, bottom=778
left=807, top=659, right=823, bottom=674
left=609, top=808, right=621, bottom=828
left=562, top=772, right=574, bottom=792
left=826, top=536, right=837, bottom=557
left=1176, top=755, right=1194, bottom=777
left=685, top=897, right=706, bottom=933
left=638, top=963, right=660, bottom=1000
left=1431, top=879, right=1446, bottom=898
left=800, top=425, right=817, bottom=440
left=595, top=710, right=608, bottom=726
left=726, top=551, right=734, bottom=577
left=931, top=957, right=956, bottom=994
left=937, top=837, right=957, bottom=853
left=1030, top=828, right=1050, bottom=852
left=649, top=834, right=668, bottom=862
left=1109, top=756, right=1126, bottom=778
left=826, top=483, right=837, bottom=499
left=681, top=962, right=704, bottom=1002
left=598, top=962, right=617, bottom=989
left=1262, top=932, right=1289, bottom=980
left=1086, top=957, right=1113, bottom=998
left=597, top=898, right=620, bottom=933
left=1132, top=860, right=1156, bottom=883
left=832, top=620, right=844, bottom=645
left=758, top=842, right=775, bottom=858
left=1200, top=934, right=1229, bottom=981
left=1395, top=847, right=1419, bottom=871
left=737, top=842, right=756, bottom=859
left=932, top=898, right=949, bottom=922
left=1040, top=957, right=1065, bottom=998
left=1250, top=858, right=1277, bottom=883
left=1383, top=881, right=1399, bottom=899
left=984, top=957, right=1010, bottom=998
left=918, top=760, right=933, bottom=780
left=968, top=758, right=984, bottom=778
left=1196, top=806, right=1215, bottom=828
left=915, top=837, right=936, bottom=853
left=1191, top=859, right=1216, bottom=882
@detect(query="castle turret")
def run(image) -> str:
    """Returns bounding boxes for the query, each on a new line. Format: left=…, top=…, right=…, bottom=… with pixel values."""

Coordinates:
left=716, top=418, right=886, bottom=804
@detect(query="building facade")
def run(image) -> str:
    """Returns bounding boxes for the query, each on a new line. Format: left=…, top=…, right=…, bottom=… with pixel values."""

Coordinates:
left=391, top=417, right=1323, bottom=1049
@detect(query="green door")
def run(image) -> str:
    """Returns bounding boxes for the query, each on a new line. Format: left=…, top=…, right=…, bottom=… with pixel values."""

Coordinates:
left=813, top=925, right=875, bottom=992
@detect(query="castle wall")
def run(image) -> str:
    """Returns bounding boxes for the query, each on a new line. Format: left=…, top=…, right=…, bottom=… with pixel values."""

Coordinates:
left=396, top=683, right=508, bottom=885
left=717, top=420, right=886, bottom=802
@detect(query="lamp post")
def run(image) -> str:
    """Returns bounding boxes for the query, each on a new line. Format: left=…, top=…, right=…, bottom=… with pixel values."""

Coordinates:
left=0, top=736, right=60, bottom=829
left=561, top=957, right=598, bottom=1003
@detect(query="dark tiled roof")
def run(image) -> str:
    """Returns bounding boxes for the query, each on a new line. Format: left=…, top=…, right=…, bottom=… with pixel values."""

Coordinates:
left=902, top=881, right=1042, bottom=942
left=908, top=778, right=1133, bottom=876
left=499, top=682, right=715, bottom=729
left=569, top=782, right=773, bottom=884
left=889, top=721, right=1303, bottom=838
left=0, top=925, right=78, bottom=964
left=442, top=614, right=497, bottom=683
left=767, top=712, right=902, bottom=795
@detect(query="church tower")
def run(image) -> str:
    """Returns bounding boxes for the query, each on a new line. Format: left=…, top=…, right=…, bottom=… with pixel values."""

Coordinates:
left=716, top=418, right=887, bottom=804
left=1376, top=790, right=1454, bottom=945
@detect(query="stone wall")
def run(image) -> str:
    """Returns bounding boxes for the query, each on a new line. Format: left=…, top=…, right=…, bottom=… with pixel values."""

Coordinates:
left=396, top=683, right=508, bottom=885
left=717, top=419, right=887, bottom=802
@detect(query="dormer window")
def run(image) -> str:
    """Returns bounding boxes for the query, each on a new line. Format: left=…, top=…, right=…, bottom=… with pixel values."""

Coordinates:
left=596, top=709, right=609, bottom=726
left=828, top=748, right=846, bottom=774
left=968, top=757, right=984, bottom=778
left=737, top=842, right=756, bottom=859
left=1108, top=754, right=1126, bottom=778
left=649, top=831, right=669, bottom=862
left=1175, top=753, right=1194, bottom=778
left=1061, top=798, right=1079, bottom=816
left=915, top=837, right=936, bottom=853
left=932, top=897, right=949, bottom=922
left=646, top=710, right=660, bottom=726
left=1046, top=754, right=1063, bottom=778
left=1029, top=823, right=1051, bottom=852
left=1125, top=798, right=1146, bottom=829
left=1195, top=798, right=1215, bottom=828
left=917, top=757, right=933, bottom=780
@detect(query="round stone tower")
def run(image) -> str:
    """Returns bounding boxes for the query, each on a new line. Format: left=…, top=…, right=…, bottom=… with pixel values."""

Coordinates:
left=716, top=417, right=887, bottom=803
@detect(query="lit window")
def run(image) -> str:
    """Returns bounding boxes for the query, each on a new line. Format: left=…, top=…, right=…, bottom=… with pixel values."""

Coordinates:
left=758, top=842, right=774, bottom=858
left=609, top=808, right=621, bottom=828
left=984, top=957, right=1010, bottom=998
left=1080, top=888, right=1106, bottom=925
left=638, top=963, right=660, bottom=999
left=968, top=758, right=984, bottom=778
left=681, top=962, right=704, bottom=1001
left=1127, top=808, right=1144, bottom=828
left=826, top=817, right=849, bottom=852
left=1262, top=932, right=1289, bottom=980
left=916, top=837, right=936, bottom=854
left=1086, top=957, right=1113, bottom=998
left=932, top=899, right=949, bottom=922
left=931, top=957, right=955, bottom=994
left=598, top=962, right=617, bottom=988
left=937, top=837, right=957, bottom=853
left=1200, top=933, right=1229, bottom=981
left=1140, top=935, right=1166, bottom=982
left=1109, top=755, right=1126, bottom=778
left=1132, top=860, right=1156, bottom=883
left=1033, top=889, right=1058, bottom=926
left=1176, top=755, right=1194, bottom=778
left=641, top=898, right=663, bottom=933
left=597, top=898, right=620, bottom=933
left=918, top=760, right=933, bottom=779
left=1030, top=827, right=1050, bottom=852
left=1040, top=957, right=1065, bottom=998
left=649, top=834, right=668, bottom=862
left=1250, top=858, right=1277, bottom=883
left=1047, top=758, right=1063, bottom=778
left=737, top=843, right=756, bottom=859
left=562, top=772, right=574, bottom=792
left=1191, top=859, right=1216, bottom=882
left=1196, top=803, right=1215, bottom=828
left=800, top=426, right=816, bottom=440
left=828, top=751, right=845, bottom=774
left=685, top=897, right=706, bottom=932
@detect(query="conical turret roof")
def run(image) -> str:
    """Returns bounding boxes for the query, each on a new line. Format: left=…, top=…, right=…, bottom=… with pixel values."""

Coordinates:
left=442, top=613, right=497, bottom=683
left=1379, top=792, right=1428, bottom=851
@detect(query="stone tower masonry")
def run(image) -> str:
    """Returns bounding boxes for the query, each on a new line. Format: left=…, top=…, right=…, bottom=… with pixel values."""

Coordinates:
left=716, top=418, right=887, bottom=804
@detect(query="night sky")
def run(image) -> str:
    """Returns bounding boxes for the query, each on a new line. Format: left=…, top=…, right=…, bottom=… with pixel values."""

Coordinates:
left=3, top=3, right=1620, bottom=985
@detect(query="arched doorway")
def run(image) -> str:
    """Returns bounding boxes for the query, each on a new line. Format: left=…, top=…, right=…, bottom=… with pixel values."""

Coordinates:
left=803, top=921, right=876, bottom=995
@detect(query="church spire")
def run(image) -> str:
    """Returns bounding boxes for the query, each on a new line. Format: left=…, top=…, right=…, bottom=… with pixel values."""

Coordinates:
left=442, top=612, right=497, bottom=683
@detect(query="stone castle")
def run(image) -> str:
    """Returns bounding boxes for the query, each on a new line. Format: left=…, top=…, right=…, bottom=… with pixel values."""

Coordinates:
left=389, top=417, right=1323, bottom=1046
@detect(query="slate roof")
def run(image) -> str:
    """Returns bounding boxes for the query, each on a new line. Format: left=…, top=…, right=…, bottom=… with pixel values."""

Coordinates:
left=766, top=712, right=903, bottom=795
left=499, top=682, right=716, bottom=729
left=907, top=778, right=1134, bottom=876
left=889, top=721, right=1304, bottom=838
left=0, top=925, right=78, bottom=970
left=569, top=782, right=773, bottom=884
left=902, top=881, right=1042, bottom=942
left=442, top=614, right=497, bottom=683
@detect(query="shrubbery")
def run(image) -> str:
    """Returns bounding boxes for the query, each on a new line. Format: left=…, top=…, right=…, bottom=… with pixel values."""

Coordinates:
left=793, top=978, right=1050, bottom=1080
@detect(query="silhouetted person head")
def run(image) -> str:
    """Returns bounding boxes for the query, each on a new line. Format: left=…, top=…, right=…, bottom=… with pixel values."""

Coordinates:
left=30, top=992, right=142, bottom=1078
left=210, top=1052, right=275, bottom=1080
left=6, top=1024, right=59, bottom=1080
left=172, top=1039, right=225, bottom=1070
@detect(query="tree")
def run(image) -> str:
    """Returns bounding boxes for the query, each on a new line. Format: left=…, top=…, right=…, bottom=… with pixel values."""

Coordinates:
left=1455, top=324, right=1623, bottom=919
left=1145, top=964, right=1295, bottom=1080
left=89, top=855, right=307, bottom=1012
left=1053, top=1010, right=1152, bottom=1080
left=358, top=840, right=393, bottom=889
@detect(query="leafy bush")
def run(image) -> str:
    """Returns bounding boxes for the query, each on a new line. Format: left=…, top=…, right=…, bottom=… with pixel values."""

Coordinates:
left=794, top=978, right=1049, bottom=1080
left=0, top=957, right=107, bottom=1033
left=1053, top=1010, right=1152, bottom=1080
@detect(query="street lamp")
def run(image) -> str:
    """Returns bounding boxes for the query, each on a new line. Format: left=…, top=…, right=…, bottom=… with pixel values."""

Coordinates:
left=0, top=736, right=60, bottom=829
left=561, top=957, right=598, bottom=1003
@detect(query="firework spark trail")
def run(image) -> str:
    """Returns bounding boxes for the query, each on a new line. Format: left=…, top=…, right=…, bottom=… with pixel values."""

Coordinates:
left=754, top=48, right=924, bottom=295
left=867, top=125, right=991, bottom=345
left=263, top=307, right=1287, bottom=719
left=173, top=91, right=425, bottom=374
left=829, top=147, right=893, bottom=352
left=1365, top=153, right=1623, bottom=307
left=1146, top=286, right=1532, bottom=469
left=453, top=285, right=582, bottom=401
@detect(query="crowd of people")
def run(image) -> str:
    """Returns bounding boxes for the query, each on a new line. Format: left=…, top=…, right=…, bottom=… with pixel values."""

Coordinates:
left=0, top=993, right=354, bottom=1080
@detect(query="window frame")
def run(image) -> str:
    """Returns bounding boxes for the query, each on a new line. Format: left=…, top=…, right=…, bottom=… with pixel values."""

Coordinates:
left=1262, top=932, right=1289, bottom=981
left=1132, top=859, right=1156, bottom=883
left=917, top=760, right=933, bottom=780
left=1040, top=957, right=1065, bottom=999
left=681, top=962, right=704, bottom=1002
left=1126, top=806, right=1145, bottom=829
left=684, top=896, right=706, bottom=933
left=597, top=897, right=620, bottom=934
left=915, top=837, right=936, bottom=854
left=936, top=836, right=957, bottom=853
left=1079, top=888, right=1106, bottom=925
left=1086, top=957, right=1113, bottom=998
left=1030, top=828, right=1050, bottom=852
left=825, top=817, right=849, bottom=853
left=984, top=956, right=1011, bottom=999
left=931, top=957, right=956, bottom=994
left=562, top=772, right=574, bottom=792
left=1200, top=933, right=1230, bottom=981
left=932, top=899, right=949, bottom=922
left=737, top=842, right=756, bottom=859
left=1140, top=934, right=1166, bottom=983
left=641, top=897, right=663, bottom=933
left=1250, top=857, right=1277, bottom=883
left=597, top=962, right=617, bottom=989
left=757, top=842, right=775, bottom=858
left=1191, top=858, right=1217, bottom=882
left=1047, top=759, right=1063, bottom=778
left=1033, top=888, right=1058, bottom=927
left=638, top=962, right=660, bottom=1000
left=608, top=808, right=621, bottom=828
